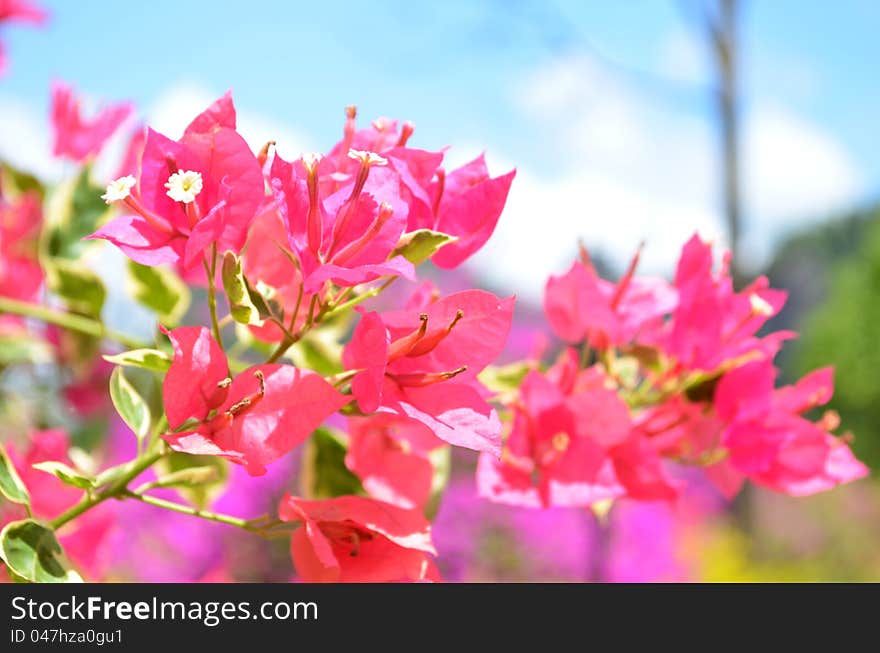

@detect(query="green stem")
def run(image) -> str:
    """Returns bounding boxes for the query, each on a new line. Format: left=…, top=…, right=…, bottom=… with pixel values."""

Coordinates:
left=264, top=275, right=398, bottom=365
left=0, top=297, right=144, bottom=349
left=204, top=242, right=225, bottom=353
left=123, top=492, right=250, bottom=530
left=265, top=294, right=318, bottom=364
left=323, top=276, right=397, bottom=320
left=50, top=448, right=166, bottom=530
left=124, top=492, right=294, bottom=538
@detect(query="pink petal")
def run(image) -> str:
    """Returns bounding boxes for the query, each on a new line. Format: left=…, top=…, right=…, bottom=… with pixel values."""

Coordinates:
left=431, top=160, right=515, bottom=269
left=342, top=312, right=390, bottom=414
left=383, top=289, right=515, bottom=380
left=87, top=214, right=184, bottom=266
left=184, top=90, right=237, bottom=134
left=303, top=256, right=415, bottom=292
left=214, top=364, right=349, bottom=475
left=162, top=326, right=229, bottom=428
left=385, top=380, right=502, bottom=456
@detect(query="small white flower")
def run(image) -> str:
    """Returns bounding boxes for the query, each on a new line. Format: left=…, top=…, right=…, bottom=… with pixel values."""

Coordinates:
left=347, top=149, right=387, bottom=166
left=101, top=175, right=136, bottom=204
left=749, top=293, right=774, bottom=316
left=164, top=169, right=203, bottom=204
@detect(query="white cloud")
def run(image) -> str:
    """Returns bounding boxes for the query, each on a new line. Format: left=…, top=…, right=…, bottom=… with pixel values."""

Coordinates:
left=740, top=106, right=863, bottom=263
left=466, top=53, right=863, bottom=300
left=656, top=27, right=710, bottom=86
left=0, top=95, right=64, bottom=181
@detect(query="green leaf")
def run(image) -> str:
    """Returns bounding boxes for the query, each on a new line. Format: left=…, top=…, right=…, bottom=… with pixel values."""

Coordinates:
left=1, top=163, right=45, bottom=200
left=299, top=427, right=364, bottom=499
left=221, top=251, right=265, bottom=326
left=127, top=260, right=190, bottom=326
left=478, top=361, right=531, bottom=394
left=150, top=466, right=221, bottom=490
left=289, top=333, right=344, bottom=376
left=46, top=165, right=109, bottom=259
left=109, top=367, right=152, bottom=446
left=45, top=258, right=106, bottom=318
left=0, top=520, right=82, bottom=583
left=31, top=462, right=96, bottom=490
left=103, top=348, right=171, bottom=373
left=611, top=356, right=640, bottom=390
left=155, top=452, right=228, bottom=510
left=0, top=334, right=53, bottom=367
left=424, top=446, right=451, bottom=520
left=0, top=445, right=30, bottom=506
left=392, top=229, right=458, bottom=265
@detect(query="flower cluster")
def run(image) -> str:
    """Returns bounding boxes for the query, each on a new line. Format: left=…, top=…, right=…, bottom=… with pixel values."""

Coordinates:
left=0, top=82, right=868, bottom=584
left=479, top=238, right=867, bottom=509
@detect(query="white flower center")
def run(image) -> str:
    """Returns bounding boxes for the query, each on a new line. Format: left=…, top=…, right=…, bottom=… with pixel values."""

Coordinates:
left=101, top=175, right=137, bottom=204
left=165, top=169, right=203, bottom=204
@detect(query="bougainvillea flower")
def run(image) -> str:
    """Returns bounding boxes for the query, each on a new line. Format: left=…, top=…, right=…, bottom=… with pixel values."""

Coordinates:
left=711, top=360, right=868, bottom=495
left=478, top=350, right=642, bottom=507
left=342, top=289, right=514, bottom=455
left=268, top=149, right=415, bottom=293
left=345, top=414, right=444, bottom=510
left=161, top=326, right=348, bottom=475
left=50, top=81, right=133, bottom=162
left=88, top=92, right=263, bottom=279
left=1, top=429, right=115, bottom=580
left=287, top=108, right=513, bottom=271
left=660, top=234, right=793, bottom=373
left=279, top=494, right=438, bottom=582
left=319, top=112, right=445, bottom=229
left=544, top=245, right=677, bottom=348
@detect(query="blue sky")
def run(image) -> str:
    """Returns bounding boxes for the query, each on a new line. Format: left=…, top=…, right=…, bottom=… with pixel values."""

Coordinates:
left=2, top=0, right=878, bottom=296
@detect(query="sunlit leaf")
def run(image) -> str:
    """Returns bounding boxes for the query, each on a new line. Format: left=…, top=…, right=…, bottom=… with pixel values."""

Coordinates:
left=392, top=229, right=458, bottom=265
left=289, top=333, right=344, bottom=376
left=478, top=361, right=531, bottom=394
left=150, top=466, right=221, bottom=490
left=103, top=348, right=171, bottom=373
left=0, top=445, right=29, bottom=506
left=126, top=260, right=190, bottom=326
left=0, top=335, right=53, bottom=367
left=155, top=452, right=229, bottom=510
left=109, top=367, right=152, bottom=447
left=46, top=165, right=109, bottom=259
left=0, top=520, right=81, bottom=583
left=299, top=427, right=364, bottom=499
left=31, top=461, right=96, bottom=490
left=45, top=258, right=106, bottom=319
